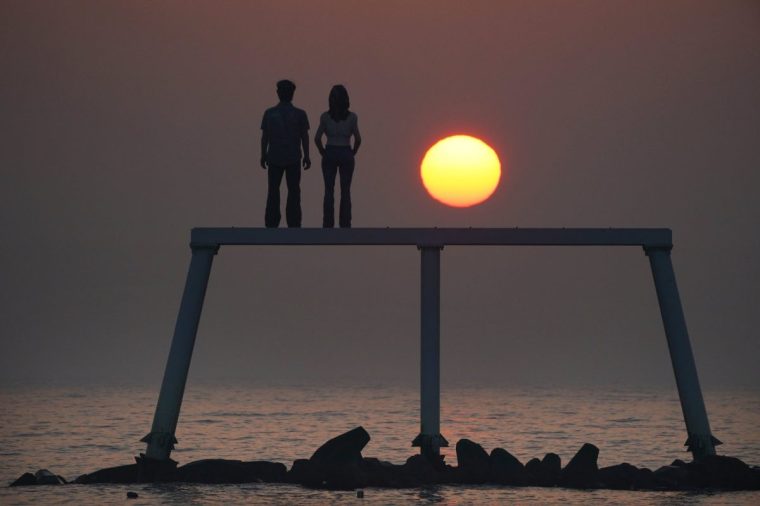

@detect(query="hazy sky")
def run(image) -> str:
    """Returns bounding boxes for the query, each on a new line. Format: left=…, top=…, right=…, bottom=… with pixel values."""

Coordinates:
left=1, top=1, right=758, bottom=390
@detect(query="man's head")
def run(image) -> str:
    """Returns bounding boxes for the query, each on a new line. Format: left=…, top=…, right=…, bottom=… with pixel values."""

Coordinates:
left=276, top=80, right=296, bottom=102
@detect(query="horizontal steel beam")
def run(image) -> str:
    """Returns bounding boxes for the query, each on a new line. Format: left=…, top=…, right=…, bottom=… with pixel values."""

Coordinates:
left=191, top=227, right=672, bottom=248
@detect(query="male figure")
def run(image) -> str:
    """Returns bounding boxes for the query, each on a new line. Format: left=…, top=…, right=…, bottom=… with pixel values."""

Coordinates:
left=260, top=80, right=311, bottom=227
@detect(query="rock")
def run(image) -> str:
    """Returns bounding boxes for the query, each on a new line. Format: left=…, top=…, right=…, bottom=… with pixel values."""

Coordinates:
left=176, top=459, right=287, bottom=484
left=9, top=469, right=67, bottom=486
left=671, top=459, right=688, bottom=468
left=361, top=457, right=411, bottom=488
left=300, top=427, right=372, bottom=489
left=436, top=457, right=460, bottom=484
left=634, top=468, right=656, bottom=490
left=688, top=455, right=759, bottom=490
left=326, top=462, right=368, bottom=490
left=403, top=454, right=441, bottom=485
left=134, top=454, right=178, bottom=482
left=10, top=472, right=37, bottom=487
left=455, top=439, right=490, bottom=483
left=33, top=469, right=65, bottom=485
left=310, top=426, right=370, bottom=468
left=126, top=491, right=138, bottom=499
left=599, top=463, right=639, bottom=490
left=560, top=443, right=599, bottom=488
left=74, top=464, right=139, bottom=484
left=524, top=457, right=542, bottom=483
left=288, top=459, right=323, bottom=488
left=653, top=464, right=691, bottom=490
left=538, top=453, right=561, bottom=486
left=489, top=448, right=525, bottom=485
left=246, top=461, right=288, bottom=482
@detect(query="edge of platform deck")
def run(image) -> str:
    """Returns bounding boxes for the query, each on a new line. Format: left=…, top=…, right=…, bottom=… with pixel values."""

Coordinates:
left=190, top=227, right=672, bottom=248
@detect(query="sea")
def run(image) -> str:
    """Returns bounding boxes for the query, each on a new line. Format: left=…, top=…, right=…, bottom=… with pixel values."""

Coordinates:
left=1, top=382, right=758, bottom=505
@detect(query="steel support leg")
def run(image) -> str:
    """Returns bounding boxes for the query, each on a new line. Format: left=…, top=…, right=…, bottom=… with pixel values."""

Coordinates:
left=645, top=246, right=719, bottom=459
left=138, top=243, right=218, bottom=479
left=412, top=245, right=448, bottom=460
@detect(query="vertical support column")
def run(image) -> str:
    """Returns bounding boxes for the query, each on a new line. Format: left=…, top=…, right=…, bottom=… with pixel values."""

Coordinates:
left=137, top=242, right=219, bottom=479
left=412, top=245, right=448, bottom=460
left=645, top=246, right=719, bottom=459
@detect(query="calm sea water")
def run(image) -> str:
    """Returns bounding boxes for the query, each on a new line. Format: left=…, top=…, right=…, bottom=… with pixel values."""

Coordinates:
left=1, top=383, right=758, bottom=505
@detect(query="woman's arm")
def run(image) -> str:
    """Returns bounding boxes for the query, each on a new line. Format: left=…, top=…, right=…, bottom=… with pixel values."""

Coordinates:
left=352, top=114, right=362, bottom=155
left=314, top=114, right=326, bottom=157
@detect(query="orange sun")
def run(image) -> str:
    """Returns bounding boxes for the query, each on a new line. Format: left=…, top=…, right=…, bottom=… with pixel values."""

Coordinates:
left=420, top=135, right=501, bottom=207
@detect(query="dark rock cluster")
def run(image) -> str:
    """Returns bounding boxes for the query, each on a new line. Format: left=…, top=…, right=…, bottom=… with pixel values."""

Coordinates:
left=10, top=469, right=67, bottom=487
left=70, top=459, right=288, bottom=485
left=9, top=426, right=760, bottom=492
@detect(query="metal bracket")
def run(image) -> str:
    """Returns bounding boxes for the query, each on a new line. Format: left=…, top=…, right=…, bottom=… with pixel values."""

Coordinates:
left=189, top=242, right=220, bottom=253
left=140, top=431, right=177, bottom=451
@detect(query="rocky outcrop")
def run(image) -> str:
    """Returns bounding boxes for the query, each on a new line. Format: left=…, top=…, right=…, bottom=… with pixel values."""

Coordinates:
left=361, top=457, right=411, bottom=488
left=402, top=454, right=442, bottom=484
left=653, top=464, right=691, bottom=489
left=176, top=459, right=287, bottom=484
left=35, top=470, right=66, bottom=485
left=74, top=464, right=138, bottom=484
left=287, top=426, right=371, bottom=489
left=310, top=426, right=370, bottom=467
left=599, top=462, right=641, bottom=490
left=489, top=447, right=525, bottom=484
left=10, top=469, right=66, bottom=486
left=287, top=459, right=321, bottom=487
left=10, top=473, right=37, bottom=487
left=649, top=455, right=760, bottom=490
left=525, top=457, right=542, bottom=479
left=538, top=452, right=562, bottom=486
left=455, top=439, right=490, bottom=483
left=9, top=433, right=760, bottom=492
left=73, top=459, right=285, bottom=485
left=688, top=455, right=759, bottom=490
left=560, top=443, right=599, bottom=488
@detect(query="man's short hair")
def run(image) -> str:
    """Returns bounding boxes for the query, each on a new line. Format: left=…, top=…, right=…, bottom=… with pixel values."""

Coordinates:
left=277, top=80, right=296, bottom=102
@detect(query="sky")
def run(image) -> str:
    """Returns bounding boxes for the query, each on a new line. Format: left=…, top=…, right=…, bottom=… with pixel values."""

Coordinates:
left=1, top=1, right=758, bottom=390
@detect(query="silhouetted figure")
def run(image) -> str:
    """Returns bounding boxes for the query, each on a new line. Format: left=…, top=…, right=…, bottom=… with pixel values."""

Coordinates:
left=315, top=85, right=362, bottom=228
left=260, top=80, right=311, bottom=228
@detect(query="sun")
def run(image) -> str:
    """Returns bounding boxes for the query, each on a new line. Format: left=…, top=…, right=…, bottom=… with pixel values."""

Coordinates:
left=420, top=135, right=501, bottom=207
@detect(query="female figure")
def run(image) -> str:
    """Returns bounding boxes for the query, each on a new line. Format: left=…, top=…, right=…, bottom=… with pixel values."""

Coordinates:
left=314, top=85, right=362, bottom=228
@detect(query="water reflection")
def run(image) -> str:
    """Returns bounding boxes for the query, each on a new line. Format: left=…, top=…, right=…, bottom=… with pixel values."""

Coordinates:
left=0, top=384, right=758, bottom=505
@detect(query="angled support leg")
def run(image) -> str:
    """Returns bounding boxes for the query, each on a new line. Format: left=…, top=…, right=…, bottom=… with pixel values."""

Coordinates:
left=412, top=245, right=448, bottom=461
left=137, top=242, right=219, bottom=480
left=645, top=246, right=719, bottom=459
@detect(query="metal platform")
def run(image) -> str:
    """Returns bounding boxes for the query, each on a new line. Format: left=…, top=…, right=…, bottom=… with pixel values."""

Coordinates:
left=190, top=226, right=673, bottom=247
left=138, top=227, right=717, bottom=474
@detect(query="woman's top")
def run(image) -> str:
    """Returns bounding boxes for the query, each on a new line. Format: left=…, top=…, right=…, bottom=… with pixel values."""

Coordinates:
left=317, top=111, right=359, bottom=147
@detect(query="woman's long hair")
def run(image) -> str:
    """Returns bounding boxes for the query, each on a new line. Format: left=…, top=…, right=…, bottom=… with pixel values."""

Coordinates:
left=328, top=85, right=350, bottom=122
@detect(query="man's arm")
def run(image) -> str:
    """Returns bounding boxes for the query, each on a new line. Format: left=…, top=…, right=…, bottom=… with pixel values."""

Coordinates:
left=260, top=130, right=268, bottom=169
left=301, top=130, right=311, bottom=170
left=301, top=111, right=311, bottom=170
left=260, top=112, right=269, bottom=169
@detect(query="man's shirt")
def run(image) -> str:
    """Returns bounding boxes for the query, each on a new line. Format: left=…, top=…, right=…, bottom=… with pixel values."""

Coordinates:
left=261, top=102, right=310, bottom=166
